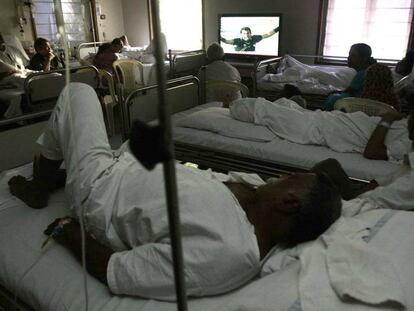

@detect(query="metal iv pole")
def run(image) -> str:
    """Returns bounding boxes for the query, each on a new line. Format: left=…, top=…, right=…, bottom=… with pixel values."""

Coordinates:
left=149, top=1, right=188, bottom=310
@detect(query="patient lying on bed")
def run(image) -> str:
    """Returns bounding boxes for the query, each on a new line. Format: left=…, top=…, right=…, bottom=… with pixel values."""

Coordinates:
left=228, top=97, right=410, bottom=162
left=7, top=83, right=342, bottom=300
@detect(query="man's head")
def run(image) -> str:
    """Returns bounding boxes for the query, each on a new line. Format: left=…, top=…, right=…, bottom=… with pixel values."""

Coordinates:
left=240, top=27, right=252, bottom=41
left=34, top=38, right=52, bottom=56
left=396, top=50, right=414, bottom=77
left=207, top=42, right=224, bottom=61
left=348, top=43, right=375, bottom=71
left=256, top=173, right=342, bottom=247
left=110, top=38, right=123, bottom=53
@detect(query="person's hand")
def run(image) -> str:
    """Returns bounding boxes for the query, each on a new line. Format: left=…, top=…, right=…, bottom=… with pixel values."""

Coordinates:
left=43, top=217, right=74, bottom=245
left=43, top=217, right=74, bottom=235
left=46, top=51, right=55, bottom=61
left=380, top=110, right=406, bottom=123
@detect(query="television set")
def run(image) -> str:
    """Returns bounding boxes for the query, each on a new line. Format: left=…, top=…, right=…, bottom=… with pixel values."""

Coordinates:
left=218, top=13, right=282, bottom=58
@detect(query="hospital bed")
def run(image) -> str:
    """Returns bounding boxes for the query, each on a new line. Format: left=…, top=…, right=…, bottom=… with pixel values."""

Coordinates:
left=253, top=54, right=356, bottom=109
left=168, top=49, right=206, bottom=79
left=1, top=162, right=414, bottom=311
left=122, top=76, right=408, bottom=183
left=76, top=41, right=107, bottom=66
left=0, top=66, right=100, bottom=172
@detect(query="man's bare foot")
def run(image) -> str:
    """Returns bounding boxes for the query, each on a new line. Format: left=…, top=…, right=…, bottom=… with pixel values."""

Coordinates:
left=8, top=175, right=49, bottom=209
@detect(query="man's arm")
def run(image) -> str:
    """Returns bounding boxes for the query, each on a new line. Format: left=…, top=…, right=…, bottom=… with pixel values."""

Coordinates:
left=220, top=36, right=234, bottom=45
left=262, top=27, right=279, bottom=39
left=363, top=111, right=405, bottom=160
left=47, top=219, right=114, bottom=284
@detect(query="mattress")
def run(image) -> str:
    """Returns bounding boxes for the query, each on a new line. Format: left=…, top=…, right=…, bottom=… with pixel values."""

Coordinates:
left=1, top=163, right=414, bottom=310
left=172, top=103, right=407, bottom=183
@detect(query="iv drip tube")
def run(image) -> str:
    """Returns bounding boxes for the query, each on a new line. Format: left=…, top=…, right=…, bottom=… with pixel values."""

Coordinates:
left=149, top=0, right=188, bottom=310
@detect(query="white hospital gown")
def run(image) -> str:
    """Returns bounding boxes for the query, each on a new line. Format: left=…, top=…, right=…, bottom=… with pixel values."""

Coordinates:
left=230, top=97, right=410, bottom=160
left=37, top=83, right=260, bottom=300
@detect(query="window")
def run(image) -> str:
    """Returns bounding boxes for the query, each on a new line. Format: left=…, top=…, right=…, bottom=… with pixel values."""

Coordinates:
left=318, top=0, right=414, bottom=61
left=31, top=0, right=93, bottom=45
left=150, top=0, right=203, bottom=51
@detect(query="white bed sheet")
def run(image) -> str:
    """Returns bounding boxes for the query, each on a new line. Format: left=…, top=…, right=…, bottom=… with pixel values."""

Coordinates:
left=257, top=55, right=356, bottom=95
left=1, top=165, right=414, bottom=310
left=0, top=164, right=299, bottom=311
left=172, top=103, right=407, bottom=182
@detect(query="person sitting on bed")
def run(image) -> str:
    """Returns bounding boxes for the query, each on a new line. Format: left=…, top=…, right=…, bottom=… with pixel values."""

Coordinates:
left=204, top=42, right=241, bottom=105
left=324, top=43, right=377, bottom=111
left=27, top=38, right=64, bottom=72
left=361, top=63, right=400, bottom=110
left=7, top=83, right=342, bottom=300
left=92, top=38, right=123, bottom=75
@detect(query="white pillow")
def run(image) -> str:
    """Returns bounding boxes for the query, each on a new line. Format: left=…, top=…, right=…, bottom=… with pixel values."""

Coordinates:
left=229, top=97, right=257, bottom=123
left=176, top=107, right=275, bottom=142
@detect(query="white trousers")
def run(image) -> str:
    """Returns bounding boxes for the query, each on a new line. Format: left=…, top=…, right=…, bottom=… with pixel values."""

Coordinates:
left=37, top=82, right=115, bottom=206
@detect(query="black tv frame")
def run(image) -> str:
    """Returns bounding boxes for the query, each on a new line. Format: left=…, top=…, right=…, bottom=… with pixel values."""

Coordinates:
left=218, top=13, right=282, bottom=61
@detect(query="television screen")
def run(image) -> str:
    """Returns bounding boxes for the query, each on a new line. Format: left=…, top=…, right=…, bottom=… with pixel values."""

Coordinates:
left=219, top=14, right=281, bottom=57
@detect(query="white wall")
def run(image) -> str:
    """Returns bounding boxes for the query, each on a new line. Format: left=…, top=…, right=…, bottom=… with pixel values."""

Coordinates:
left=0, top=0, right=34, bottom=46
left=96, top=0, right=125, bottom=42
left=121, top=0, right=150, bottom=47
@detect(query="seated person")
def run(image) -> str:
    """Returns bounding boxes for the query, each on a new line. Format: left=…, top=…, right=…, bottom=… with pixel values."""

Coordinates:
left=324, top=43, right=377, bottom=110
left=395, top=50, right=414, bottom=79
left=27, top=38, right=64, bottom=72
left=92, top=38, right=123, bottom=75
left=361, top=63, right=400, bottom=110
left=0, top=32, right=28, bottom=79
left=204, top=42, right=241, bottom=105
left=8, top=83, right=341, bottom=300
left=205, top=42, right=241, bottom=82
left=228, top=97, right=410, bottom=163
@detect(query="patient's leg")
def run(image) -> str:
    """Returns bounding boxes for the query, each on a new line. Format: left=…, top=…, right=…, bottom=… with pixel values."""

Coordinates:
left=9, top=83, right=114, bottom=209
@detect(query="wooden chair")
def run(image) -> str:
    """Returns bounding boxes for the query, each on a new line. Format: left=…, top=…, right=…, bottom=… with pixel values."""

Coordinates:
left=334, top=97, right=396, bottom=116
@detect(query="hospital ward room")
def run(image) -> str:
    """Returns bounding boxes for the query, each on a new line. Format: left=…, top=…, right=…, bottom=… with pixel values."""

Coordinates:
left=1, top=0, right=414, bottom=310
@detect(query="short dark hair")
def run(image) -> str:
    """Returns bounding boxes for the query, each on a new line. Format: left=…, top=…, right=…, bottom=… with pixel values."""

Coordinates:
left=284, top=173, right=342, bottom=247
left=111, top=38, right=123, bottom=47
left=240, top=27, right=252, bottom=33
left=351, top=43, right=376, bottom=66
left=34, top=37, right=49, bottom=52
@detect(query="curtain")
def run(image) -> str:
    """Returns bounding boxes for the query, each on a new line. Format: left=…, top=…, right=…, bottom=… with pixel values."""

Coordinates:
left=323, top=0, right=414, bottom=60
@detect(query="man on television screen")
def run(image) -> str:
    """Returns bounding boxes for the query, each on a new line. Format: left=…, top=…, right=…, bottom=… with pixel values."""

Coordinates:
left=220, top=26, right=279, bottom=52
